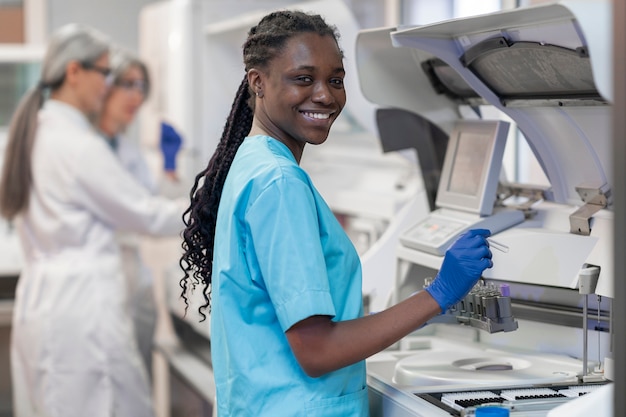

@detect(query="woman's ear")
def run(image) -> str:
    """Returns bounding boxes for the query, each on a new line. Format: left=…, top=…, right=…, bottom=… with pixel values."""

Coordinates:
left=64, top=60, right=83, bottom=87
left=247, top=68, right=263, bottom=98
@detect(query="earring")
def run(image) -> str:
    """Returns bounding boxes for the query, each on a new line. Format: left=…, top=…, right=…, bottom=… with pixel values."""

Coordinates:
left=256, top=90, right=263, bottom=98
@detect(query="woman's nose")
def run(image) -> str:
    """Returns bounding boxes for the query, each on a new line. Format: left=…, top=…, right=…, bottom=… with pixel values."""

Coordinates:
left=311, top=82, right=334, bottom=104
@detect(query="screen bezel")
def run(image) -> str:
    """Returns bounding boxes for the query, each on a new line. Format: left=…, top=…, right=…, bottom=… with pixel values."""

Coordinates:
left=435, top=120, right=510, bottom=216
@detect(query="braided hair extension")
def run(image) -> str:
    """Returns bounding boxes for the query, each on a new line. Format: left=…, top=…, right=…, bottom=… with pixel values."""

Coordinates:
left=179, top=10, right=341, bottom=320
left=179, top=78, right=252, bottom=320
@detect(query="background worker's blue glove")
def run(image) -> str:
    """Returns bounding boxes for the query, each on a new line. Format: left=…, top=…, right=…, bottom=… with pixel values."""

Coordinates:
left=425, top=229, right=493, bottom=313
left=160, top=121, right=183, bottom=172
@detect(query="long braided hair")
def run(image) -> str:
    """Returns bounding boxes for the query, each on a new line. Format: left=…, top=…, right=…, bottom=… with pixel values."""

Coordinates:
left=180, top=10, right=341, bottom=319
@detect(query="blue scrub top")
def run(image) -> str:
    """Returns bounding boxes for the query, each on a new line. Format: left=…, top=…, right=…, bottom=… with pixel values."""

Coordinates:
left=211, top=135, right=368, bottom=417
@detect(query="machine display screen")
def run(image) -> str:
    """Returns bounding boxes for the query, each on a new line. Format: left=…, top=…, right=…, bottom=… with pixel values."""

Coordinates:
left=435, top=120, right=509, bottom=216
left=446, top=131, right=491, bottom=196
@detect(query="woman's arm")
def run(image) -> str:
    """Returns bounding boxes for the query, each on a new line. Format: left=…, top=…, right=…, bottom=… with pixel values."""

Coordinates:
left=286, top=290, right=440, bottom=377
left=286, top=228, right=492, bottom=377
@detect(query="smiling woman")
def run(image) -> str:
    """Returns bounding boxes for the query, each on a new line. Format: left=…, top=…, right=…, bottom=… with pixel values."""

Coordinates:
left=247, top=31, right=346, bottom=159
left=179, top=9, right=493, bottom=417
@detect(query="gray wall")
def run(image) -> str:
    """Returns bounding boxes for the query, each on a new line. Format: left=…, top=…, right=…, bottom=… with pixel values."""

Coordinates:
left=45, top=0, right=387, bottom=54
left=47, top=0, right=161, bottom=53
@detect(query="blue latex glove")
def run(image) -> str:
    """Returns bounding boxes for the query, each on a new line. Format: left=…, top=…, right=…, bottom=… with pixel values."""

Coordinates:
left=425, top=229, right=493, bottom=313
left=160, top=121, right=183, bottom=171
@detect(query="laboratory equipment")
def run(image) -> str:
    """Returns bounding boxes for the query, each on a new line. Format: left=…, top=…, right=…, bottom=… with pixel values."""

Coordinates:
left=425, top=280, right=518, bottom=334
left=399, top=119, right=525, bottom=256
left=356, top=1, right=615, bottom=416
left=433, top=120, right=509, bottom=217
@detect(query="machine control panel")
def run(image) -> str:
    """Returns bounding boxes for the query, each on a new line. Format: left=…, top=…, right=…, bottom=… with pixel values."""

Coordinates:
left=400, top=208, right=525, bottom=256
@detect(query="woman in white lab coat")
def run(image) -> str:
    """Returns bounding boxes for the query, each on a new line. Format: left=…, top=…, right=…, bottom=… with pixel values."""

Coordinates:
left=95, top=47, right=183, bottom=380
left=0, top=24, right=184, bottom=417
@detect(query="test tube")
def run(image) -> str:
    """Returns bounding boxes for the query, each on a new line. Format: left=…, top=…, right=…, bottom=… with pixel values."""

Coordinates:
left=487, top=238, right=509, bottom=253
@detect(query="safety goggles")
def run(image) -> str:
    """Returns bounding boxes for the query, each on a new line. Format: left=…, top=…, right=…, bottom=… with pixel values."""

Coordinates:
left=114, top=79, right=147, bottom=95
left=81, top=62, right=114, bottom=86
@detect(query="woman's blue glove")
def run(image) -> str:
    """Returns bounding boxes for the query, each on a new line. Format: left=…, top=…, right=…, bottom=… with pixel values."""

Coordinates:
left=160, top=121, right=183, bottom=171
left=425, top=229, right=493, bottom=313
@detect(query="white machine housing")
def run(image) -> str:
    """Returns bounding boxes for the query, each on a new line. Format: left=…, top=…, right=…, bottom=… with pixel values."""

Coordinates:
left=359, top=0, right=613, bottom=296
left=357, top=1, right=614, bottom=416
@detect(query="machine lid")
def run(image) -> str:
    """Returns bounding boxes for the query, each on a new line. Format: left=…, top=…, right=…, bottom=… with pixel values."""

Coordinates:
left=356, top=27, right=481, bottom=136
left=459, top=37, right=603, bottom=107
left=375, top=0, right=612, bottom=206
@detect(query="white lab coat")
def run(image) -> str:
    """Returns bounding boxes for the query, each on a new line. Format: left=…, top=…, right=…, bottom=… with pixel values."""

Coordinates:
left=11, top=100, right=185, bottom=417
left=106, top=132, right=160, bottom=380
left=113, top=133, right=159, bottom=194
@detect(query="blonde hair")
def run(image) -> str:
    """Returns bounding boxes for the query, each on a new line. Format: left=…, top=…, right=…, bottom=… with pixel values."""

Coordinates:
left=0, top=23, right=110, bottom=219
